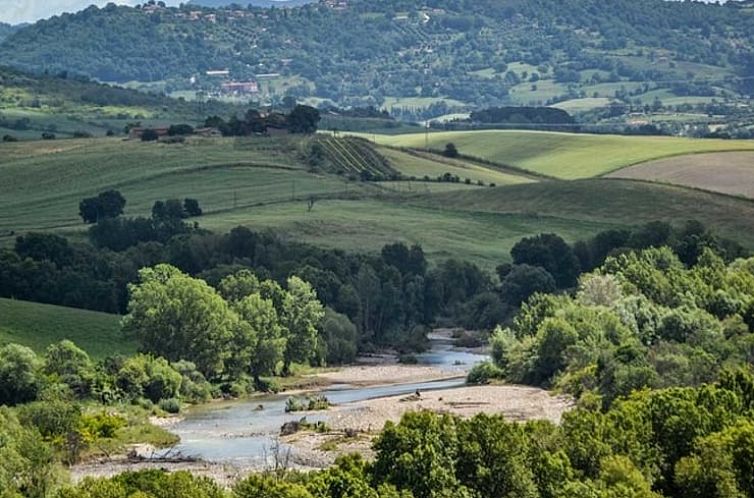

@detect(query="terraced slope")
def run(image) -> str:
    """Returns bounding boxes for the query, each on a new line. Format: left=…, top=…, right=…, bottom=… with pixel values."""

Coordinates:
left=314, top=136, right=399, bottom=179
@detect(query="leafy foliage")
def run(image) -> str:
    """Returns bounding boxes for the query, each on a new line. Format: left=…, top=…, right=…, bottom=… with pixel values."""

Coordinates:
left=1, top=0, right=752, bottom=110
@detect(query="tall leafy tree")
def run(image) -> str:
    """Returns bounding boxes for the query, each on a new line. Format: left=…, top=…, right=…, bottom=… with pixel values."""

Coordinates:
left=78, top=190, right=126, bottom=224
left=234, top=293, right=286, bottom=382
left=122, top=264, right=237, bottom=379
left=281, top=276, right=325, bottom=375
left=511, top=233, right=581, bottom=289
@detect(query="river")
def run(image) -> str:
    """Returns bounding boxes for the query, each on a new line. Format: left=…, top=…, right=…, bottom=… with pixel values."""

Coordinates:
left=158, top=334, right=487, bottom=467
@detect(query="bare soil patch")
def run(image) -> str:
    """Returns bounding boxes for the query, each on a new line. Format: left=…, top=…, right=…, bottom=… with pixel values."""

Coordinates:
left=608, top=152, right=754, bottom=198
left=314, top=363, right=459, bottom=386
left=284, top=384, right=571, bottom=467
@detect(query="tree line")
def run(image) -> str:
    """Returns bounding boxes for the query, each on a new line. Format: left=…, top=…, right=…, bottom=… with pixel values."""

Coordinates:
left=204, top=105, right=321, bottom=137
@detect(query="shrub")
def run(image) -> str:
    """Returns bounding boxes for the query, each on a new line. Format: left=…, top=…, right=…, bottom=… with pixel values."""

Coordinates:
left=158, top=398, right=182, bottom=414
left=321, top=308, right=358, bottom=365
left=228, top=379, right=253, bottom=398
left=44, top=340, right=95, bottom=399
left=183, top=198, right=203, bottom=217
left=443, top=142, right=459, bottom=158
left=234, top=473, right=314, bottom=498
left=467, top=361, right=504, bottom=385
left=286, top=397, right=307, bottom=413
left=173, top=360, right=212, bottom=403
left=116, top=355, right=182, bottom=403
left=80, top=412, right=127, bottom=439
left=167, top=124, right=194, bottom=136
left=255, top=377, right=281, bottom=393
left=0, top=344, right=42, bottom=405
left=2, top=134, right=18, bottom=142
left=285, top=395, right=331, bottom=412
left=398, top=354, right=419, bottom=365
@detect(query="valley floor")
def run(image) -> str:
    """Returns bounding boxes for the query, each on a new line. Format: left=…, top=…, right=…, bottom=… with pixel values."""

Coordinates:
left=70, top=358, right=570, bottom=484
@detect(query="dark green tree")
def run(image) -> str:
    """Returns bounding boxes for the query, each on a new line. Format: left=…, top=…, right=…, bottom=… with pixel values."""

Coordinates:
left=287, top=105, right=321, bottom=134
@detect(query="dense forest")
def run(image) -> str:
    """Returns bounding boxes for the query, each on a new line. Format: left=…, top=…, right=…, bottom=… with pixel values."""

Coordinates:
left=0, top=22, right=16, bottom=43
left=1, top=0, right=752, bottom=107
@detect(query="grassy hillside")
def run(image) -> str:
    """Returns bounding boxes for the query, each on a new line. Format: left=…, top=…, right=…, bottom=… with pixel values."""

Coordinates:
left=0, top=135, right=603, bottom=268
left=0, top=136, right=362, bottom=237
left=415, top=179, right=754, bottom=248
left=380, top=147, right=537, bottom=186
left=0, top=298, right=133, bottom=358
left=4, top=134, right=754, bottom=269
left=366, top=130, right=754, bottom=179
left=197, top=197, right=614, bottom=268
left=608, top=152, right=754, bottom=199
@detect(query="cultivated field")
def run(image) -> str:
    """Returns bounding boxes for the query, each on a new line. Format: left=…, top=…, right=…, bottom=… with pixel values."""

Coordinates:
left=379, top=147, right=537, bottom=186
left=363, top=130, right=754, bottom=179
left=0, top=298, right=132, bottom=358
left=608, top=151, right=754, bottom=199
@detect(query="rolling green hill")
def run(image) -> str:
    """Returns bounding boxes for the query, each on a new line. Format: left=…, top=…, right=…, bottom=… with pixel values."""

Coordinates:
left=415, top=179, right=754, bottom=248
left=4, top=133, right=754, bottom=269
left=1, top=0, right=751, bottom=115
left=366, top=130, right=754, bottom=179
left=0, top=136, right=365, bottom=237
left=379, top=147, right=537, bottom=186
left=0, top=298, right=133, bottom=358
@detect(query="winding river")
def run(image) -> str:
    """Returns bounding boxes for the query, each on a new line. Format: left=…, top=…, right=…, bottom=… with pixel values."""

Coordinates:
left=159, top=334, right=487, bottom=466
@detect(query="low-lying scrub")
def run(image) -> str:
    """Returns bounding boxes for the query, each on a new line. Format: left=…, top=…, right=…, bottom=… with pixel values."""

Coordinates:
left=285, top=394, right=331, bottom=413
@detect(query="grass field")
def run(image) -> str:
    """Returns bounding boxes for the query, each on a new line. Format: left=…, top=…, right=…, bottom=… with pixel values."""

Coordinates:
left=0, top=136, right=368, bottom=238
left=415, top=179, right=754, bottom=248
left=0, top=298, right=133, bottom=358
left=379, top=147, right=536, bottom=186
left=198, top=198, right=615, bottom=268
left=363, top=130, right=754, bottom=179
left=608, top=152, right=754, bottom=199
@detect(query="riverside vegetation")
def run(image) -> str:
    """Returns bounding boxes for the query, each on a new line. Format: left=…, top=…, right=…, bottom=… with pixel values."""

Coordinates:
left=3, top=0, right=754, bottom=495
left=3, top=182, right=754, bottom=496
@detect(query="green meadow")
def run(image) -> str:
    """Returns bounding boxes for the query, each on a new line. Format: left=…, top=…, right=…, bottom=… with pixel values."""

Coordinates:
left=0, top=298, right=132, bottom=358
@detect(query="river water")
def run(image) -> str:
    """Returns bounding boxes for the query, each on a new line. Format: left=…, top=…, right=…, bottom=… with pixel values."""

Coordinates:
left=159, top=335, right=487, bottom=466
